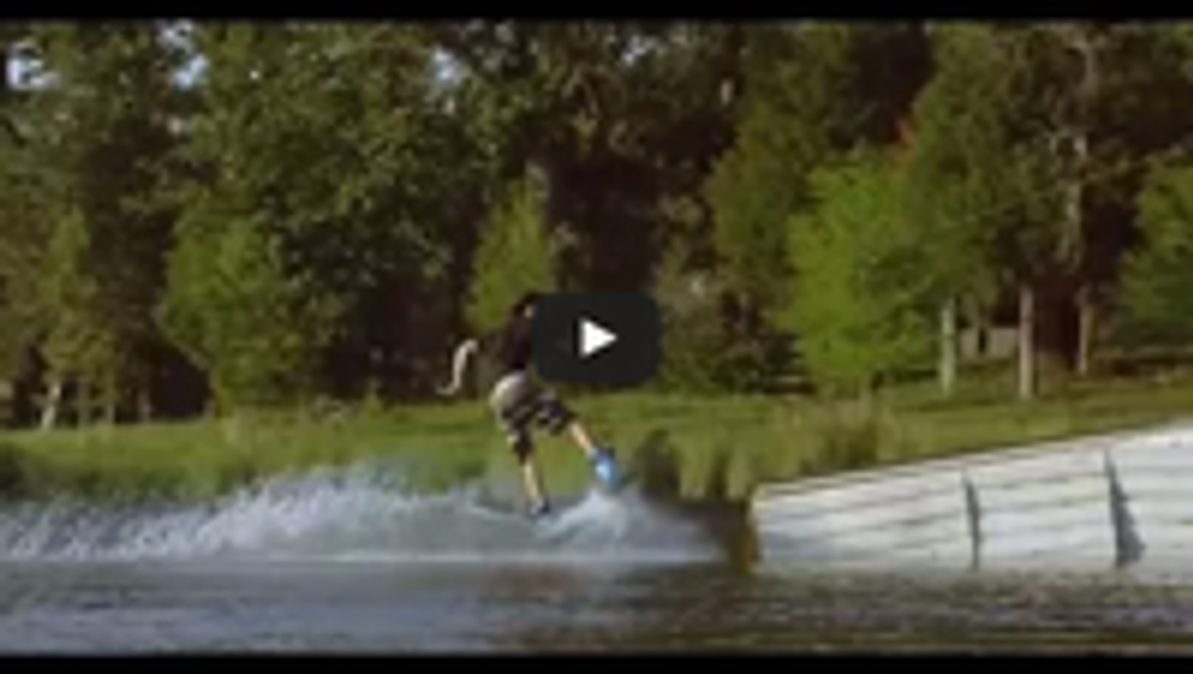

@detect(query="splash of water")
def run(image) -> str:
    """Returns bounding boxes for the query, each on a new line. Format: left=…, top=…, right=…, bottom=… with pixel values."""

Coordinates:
left=0, top=460, right=719, bottom=565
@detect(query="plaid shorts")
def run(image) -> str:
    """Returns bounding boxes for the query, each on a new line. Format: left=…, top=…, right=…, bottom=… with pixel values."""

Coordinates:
left=488, top=373, right=575, bottom=459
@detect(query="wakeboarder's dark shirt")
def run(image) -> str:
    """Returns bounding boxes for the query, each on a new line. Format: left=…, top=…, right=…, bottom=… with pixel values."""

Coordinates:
left=485, top=315, right=533, bottom=376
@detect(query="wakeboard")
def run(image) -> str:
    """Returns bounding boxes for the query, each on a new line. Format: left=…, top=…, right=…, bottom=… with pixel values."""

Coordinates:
left=521, top=476, right=635, bottom=527
left=473, top=454, right=635, bottom=525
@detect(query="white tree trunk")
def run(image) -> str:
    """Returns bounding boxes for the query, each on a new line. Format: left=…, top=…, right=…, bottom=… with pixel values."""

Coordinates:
left=79, top=380, right=92, bottom=427
left=1018, top=284, right=1036, bottom=402
left=939, top=296, right=958, bottom=397
left=1077, top=284, right=1096, bottom=377
left=39, top=379, right=62, bottom=431
left=1057, top=25, right=1100, bottom=378
left=104, top=376, right=117, bottom=426
left=138, top=388, right=153, bottom=423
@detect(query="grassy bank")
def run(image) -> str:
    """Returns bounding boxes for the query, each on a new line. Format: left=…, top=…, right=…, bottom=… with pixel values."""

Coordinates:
left=2, top=371, right=1193, bottom=504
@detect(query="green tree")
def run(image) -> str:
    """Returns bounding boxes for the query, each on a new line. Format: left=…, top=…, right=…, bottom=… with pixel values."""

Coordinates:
left=435, top=23, right=745, bottom=296
left=904, top=24, right=1106, bottom=401
left=705, top=23, right=932, bottom=388
left=158, top=209, right=337, bottom=410
left=781, top=148, right=933, bottom=398
left=165, top=24, right=493, bottom=403
left=903, top=24, right=1034, bottom=397
left=0, top=24, right=51, bottom=387
left=466, top=175, right=557, bottom=332
left=653, top=239, right=756, bottom=393
left=37, top=208, right=111, bottom=426
left=12, top=22, right=189, bottom=425
left=1004, top=25, right=1193, bottom=378
left=1115, top=163, right=1193, bottom=344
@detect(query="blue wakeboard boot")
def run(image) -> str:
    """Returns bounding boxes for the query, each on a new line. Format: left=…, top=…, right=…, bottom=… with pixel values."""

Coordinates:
left=590, top=447, right=622, bottom=490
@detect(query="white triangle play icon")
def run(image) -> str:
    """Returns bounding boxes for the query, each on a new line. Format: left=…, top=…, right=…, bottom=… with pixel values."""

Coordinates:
left=579, top=318, right=617, bottom=358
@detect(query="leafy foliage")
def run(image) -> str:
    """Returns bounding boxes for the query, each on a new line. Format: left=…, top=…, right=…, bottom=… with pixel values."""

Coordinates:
left=466, top=175, right=558, bottom=332
left=1116, top=164, right=1193, bottom=344
left=782, top=149, right=934, bottom=395
left=0, top=21, right=1192, bottom=425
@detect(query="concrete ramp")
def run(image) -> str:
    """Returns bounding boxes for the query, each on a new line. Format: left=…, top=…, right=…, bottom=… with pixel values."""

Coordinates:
left=756, top=470, right=972, bottom=569
left=752, top=424, right=1193, bottom=571
left=1111, top=433, right=1193, bottom=565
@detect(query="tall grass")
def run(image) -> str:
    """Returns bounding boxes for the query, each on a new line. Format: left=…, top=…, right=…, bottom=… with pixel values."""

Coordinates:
left=2, top=372, right=1192, bottom=504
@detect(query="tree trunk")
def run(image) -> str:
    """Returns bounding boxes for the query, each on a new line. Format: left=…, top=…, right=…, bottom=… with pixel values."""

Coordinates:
left=79, top=379, right=92, bottom=427
left=104, top=374, right=117, bottom=426
left=1076, top=284, right=1096, bottom=377
left=969, top=298, right=990, bottom=359
left=939, top=295, right=958, bottom=397
left=1057, top=25, right=1099, bottom=378
left=39, top=379, right=62, bottom=431
left=1017, top=283, right=1036, bottom=402
left=138, top=387, right=153, bottom=423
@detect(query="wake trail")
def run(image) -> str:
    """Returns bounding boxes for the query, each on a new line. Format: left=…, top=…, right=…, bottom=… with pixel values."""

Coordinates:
left=0, top=459, right=720, bottom=565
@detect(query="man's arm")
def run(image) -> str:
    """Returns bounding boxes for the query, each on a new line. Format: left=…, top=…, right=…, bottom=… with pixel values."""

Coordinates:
left=438, top=337, right=479, bottom=396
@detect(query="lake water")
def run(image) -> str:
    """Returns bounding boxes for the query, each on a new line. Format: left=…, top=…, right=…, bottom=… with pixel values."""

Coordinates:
left=1, top=463, right=1192, bottom=653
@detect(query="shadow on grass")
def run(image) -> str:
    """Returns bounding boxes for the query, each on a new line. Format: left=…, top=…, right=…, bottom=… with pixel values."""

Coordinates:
left=628, top=429, right=679, bottom=500
left=0, top=441, right=24, bottom=498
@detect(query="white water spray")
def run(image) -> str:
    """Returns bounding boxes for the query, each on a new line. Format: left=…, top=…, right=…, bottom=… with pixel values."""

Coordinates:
left=0, top=460, right=719, bottom=564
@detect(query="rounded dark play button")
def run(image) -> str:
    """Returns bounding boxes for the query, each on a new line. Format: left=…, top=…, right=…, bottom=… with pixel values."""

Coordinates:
left=532, top=293, right=660, bottom=387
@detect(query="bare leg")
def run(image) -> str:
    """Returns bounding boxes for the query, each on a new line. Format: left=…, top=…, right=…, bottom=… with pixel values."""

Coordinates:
left=566, top=420, right=600, bottom=457
left=517, top=449, right=548, bottom=510
left=512, top=434, right=548, bottom=508
left=567, top=418, right=620, bottom=487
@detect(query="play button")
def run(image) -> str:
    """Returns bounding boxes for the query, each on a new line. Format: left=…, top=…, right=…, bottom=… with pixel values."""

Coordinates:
left=579, top=318, right=616, bottom=358
left=532, top=293, right=660, bottom=387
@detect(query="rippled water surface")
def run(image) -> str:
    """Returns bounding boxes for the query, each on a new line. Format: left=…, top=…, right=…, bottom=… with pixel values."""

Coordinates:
left=1, top=463, right=1192, bottom=652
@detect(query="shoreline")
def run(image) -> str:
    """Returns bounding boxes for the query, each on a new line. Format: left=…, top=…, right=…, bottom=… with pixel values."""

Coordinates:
left=2, top=376, right=1192, bottom=505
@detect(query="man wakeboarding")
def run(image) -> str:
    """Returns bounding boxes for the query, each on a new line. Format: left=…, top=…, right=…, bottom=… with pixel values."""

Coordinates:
left=438, top=291, right=623, bottom=519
